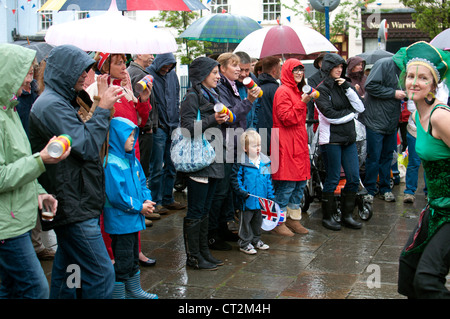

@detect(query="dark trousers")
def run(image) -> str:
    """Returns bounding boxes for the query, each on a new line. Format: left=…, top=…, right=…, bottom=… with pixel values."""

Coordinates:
left=208, top=163, right=235, bottom=231
left=186, top=177, right=218, bottom=220
left=139, top=131, right=153, bottom=178
left=398, top=215, right=450, bottom=298
left=238, top=209, right=262, bottom=248
left=110, top=232, right=140, bottom=283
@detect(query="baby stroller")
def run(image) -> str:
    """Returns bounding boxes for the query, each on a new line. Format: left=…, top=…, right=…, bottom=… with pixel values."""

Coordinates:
left=302, top=119, right=373, bottom=222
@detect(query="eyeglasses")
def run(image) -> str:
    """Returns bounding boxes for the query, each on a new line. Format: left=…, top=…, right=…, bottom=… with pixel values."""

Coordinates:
left=292, top=69, right=304, bottom=74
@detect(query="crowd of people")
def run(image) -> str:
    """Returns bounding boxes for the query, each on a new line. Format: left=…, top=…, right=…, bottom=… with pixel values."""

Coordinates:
left=0, top=38, right=449, bottom=299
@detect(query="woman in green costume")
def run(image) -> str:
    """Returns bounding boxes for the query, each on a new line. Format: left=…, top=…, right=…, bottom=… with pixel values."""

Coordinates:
left=394, top=41, right=450, bottom=298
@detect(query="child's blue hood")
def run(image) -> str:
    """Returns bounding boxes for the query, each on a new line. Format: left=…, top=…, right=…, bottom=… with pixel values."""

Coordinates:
left=109, top=117, right=138, bottom=157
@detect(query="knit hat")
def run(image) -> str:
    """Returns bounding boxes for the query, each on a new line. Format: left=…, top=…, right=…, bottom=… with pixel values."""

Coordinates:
left=393, top=41, right=450, bottom=83
left=189, top=57, right=219, bottom=86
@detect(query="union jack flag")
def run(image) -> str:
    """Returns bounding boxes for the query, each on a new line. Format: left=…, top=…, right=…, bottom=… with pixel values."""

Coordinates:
left=259, top=197, right=278, bottom=222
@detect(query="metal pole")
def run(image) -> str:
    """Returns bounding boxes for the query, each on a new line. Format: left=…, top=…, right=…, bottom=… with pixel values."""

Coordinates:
left=324, top=0, right=330, bottom=40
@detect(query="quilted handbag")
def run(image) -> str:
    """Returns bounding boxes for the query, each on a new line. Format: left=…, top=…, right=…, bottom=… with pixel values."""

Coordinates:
left=170, top=110, right=216, bottom=173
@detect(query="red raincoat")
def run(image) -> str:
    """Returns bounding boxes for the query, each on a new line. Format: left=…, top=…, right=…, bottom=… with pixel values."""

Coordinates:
left=271, top=59, right=310, bottom=181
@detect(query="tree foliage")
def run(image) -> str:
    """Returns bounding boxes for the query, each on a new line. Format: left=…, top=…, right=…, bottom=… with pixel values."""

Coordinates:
left=399, top=0, right=450, bottom=39
left=151, top=11, right=211, bottom=64
left=283, top=0, right=375, bottom=42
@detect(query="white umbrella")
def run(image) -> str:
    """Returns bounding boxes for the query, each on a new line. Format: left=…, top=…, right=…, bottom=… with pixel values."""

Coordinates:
left=44, top=9, right=178, bottom=54
left=234, top=25, right=338, bottom=59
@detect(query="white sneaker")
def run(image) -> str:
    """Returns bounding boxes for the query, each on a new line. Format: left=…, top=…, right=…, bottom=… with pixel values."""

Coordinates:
left=380, top=191, right=396, bottom=202
left=364, top=194, right=374, bottom=204
left=254, top=240, right=269, bottom=250
left=240, top=244, right=257, bottom=254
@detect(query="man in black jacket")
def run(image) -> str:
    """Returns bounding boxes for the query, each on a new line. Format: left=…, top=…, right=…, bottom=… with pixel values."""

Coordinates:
left=360, top=57, right=406, bottom=203
left=29, top=45, right=121, bottom=298
left=256, top=56, right=281, bottom=155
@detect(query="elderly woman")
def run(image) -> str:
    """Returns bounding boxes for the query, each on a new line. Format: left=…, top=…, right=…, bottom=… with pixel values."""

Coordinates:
left=180, top=57, right=228, bottom=270
left=0, top=44, right=70, bottom=298
left=395, top=41, right=450, bottom=298
left=314, top=53, right=365, bottom=231
left=271, top=59, right=314, bottom=236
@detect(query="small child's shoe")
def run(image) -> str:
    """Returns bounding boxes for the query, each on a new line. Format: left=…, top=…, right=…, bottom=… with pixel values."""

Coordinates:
left=240, top=244, right=257, bottom=255
left=254, top=240, right=269, bottom=250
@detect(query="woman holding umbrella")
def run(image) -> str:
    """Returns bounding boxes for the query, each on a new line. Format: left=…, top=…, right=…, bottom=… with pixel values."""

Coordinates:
left=85, top=52, right=154, bottom=267
left=314, top=53, right=365, bottom=231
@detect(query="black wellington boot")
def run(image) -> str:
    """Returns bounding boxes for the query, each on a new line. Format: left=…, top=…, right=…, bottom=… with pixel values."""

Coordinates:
left=321, top=192, right=341, bottom=231
left=340, top=190, right=362, bottom=229
left=200, top=216, right=224, bottom=266
left=183, top=218, right=218, bottom=270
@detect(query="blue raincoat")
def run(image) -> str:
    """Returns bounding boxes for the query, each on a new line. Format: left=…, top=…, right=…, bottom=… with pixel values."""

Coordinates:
left=103, top=117, right=152, bottom=235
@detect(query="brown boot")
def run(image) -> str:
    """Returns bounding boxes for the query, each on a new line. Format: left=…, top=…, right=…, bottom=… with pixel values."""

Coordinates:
left=285, top=217, right=309, bottom=234
left=271, top=223, right=294, bottom=237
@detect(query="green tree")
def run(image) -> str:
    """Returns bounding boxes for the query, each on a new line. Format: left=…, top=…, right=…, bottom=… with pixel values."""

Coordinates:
left=283, top=0, right=375, bottom=42
left=151, top=11, right=211, bottom=64
left=399, top=0, right=450, bottom=38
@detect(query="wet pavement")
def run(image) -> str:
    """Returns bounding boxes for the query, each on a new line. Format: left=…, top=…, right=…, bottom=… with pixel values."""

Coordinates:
left=39, top=172, right=449, bottom=300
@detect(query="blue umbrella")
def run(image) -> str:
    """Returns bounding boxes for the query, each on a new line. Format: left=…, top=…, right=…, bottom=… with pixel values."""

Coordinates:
left=179, top=13, right=262, bottom=44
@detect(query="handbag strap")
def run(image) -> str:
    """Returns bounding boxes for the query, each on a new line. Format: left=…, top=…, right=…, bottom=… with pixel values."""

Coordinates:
left=197, top=109, right=201, bottom=121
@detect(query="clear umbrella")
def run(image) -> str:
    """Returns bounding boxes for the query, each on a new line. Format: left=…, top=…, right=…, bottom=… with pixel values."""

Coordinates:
left=44, top=5, right=178, bottom=54
left=431, top=28, right=450, bottom=51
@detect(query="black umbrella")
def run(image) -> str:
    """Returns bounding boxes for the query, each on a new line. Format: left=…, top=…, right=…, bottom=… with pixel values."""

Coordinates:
left=356, top=49, right=394, bottom=64
left=21, top=42, right=54, bottom=63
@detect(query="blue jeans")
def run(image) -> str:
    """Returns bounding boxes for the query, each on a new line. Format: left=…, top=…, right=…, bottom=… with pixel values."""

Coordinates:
left=364, top=127, right=397, bottom=195
left=186, top=177, right=218, bottom=220
left=50, top=218, right=115, bottom=299
left=273, top=180, right=307, bottom=210
left=321, top=143, right=360, bottom=193
left=149, top=128, right=176, bottom=206
left=404, top=132, right=427, bottom=195
left=0, top=231, right=49, bottom=299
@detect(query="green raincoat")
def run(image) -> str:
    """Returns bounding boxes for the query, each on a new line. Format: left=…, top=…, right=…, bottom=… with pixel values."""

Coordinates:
left=0, top=43, right=47, bottom=240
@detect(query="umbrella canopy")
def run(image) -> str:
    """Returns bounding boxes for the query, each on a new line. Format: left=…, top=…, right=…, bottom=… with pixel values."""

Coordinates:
left=44, top=10, right=178, bottom=54
left=20, top=42, right=54, bottom=63
left=39, top=0, right=207, bottom=11
left=233, top=25, right=338, bottom=59
left=356, top=49, right=394, bottom=64
left=179, top=13, right=262, bottom=43
left=430, top=28, right=450, bottom=51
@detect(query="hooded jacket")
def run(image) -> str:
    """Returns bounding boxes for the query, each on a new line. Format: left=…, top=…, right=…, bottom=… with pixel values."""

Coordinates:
left=360, top=57, right=402, bottom=135
left=315, top=53, right=365, bottom=145
left=230, top=152, right=275, bottom=211
left=346, top=56, right=367, bottom=97
left=29, top=45, right=111, bottom=230
left=271, top=59, right=310, bottom=181
left=103, top=117, right=150, bottom=235
left=146, top=53, right=180, bottom=132
left=179, top=57, right=224, bottom=179
left=0, top=44, right=47, bottom=240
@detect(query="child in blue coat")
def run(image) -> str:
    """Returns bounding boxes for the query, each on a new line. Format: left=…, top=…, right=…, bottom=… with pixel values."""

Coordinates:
left=231, top=129, right=275, bottom=254
left=103, top=117, right=157, bottom=299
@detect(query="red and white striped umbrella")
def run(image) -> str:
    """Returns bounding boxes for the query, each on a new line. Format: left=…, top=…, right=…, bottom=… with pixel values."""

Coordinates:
left=234, top=25, right=338, bottom=59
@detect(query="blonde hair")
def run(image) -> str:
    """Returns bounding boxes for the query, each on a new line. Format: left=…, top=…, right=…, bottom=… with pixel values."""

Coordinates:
left=240, top=129, right=261, bottom=151
left=217, top=52, right=240, bottom=71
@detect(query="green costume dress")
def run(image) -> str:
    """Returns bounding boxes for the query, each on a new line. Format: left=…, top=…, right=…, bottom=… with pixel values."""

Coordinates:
left=398, top=104, right=450, bottom=298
